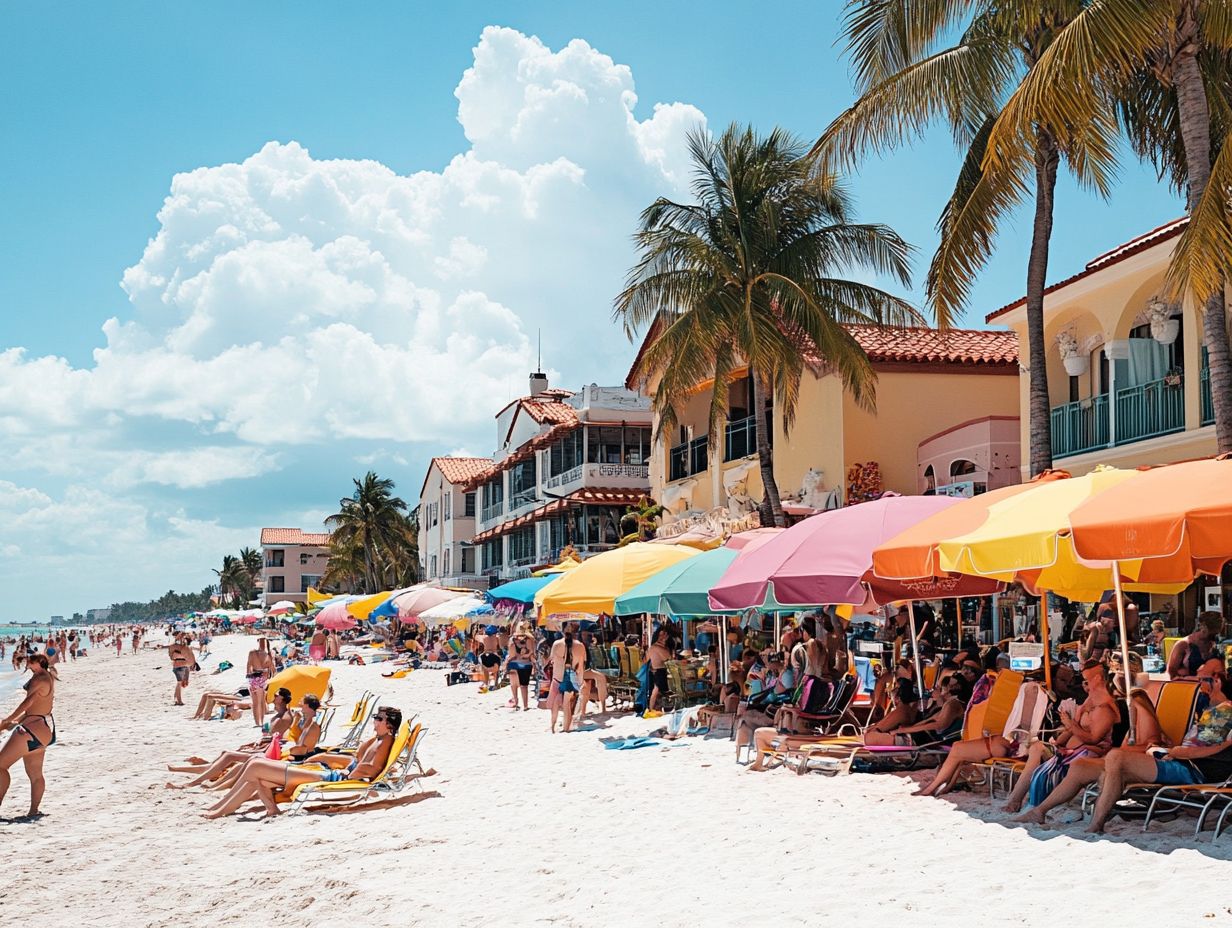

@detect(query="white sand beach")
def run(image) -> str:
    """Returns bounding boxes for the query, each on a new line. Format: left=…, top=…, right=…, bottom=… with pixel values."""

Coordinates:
left=3, top=633, right=1231, bottom=928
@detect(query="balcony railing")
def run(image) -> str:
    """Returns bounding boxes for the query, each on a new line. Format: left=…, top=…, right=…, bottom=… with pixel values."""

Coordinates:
left=480, top=500, right=504, bottom=523
left=1116, top=375, right=1184, bottom=444
left=508, top=489, right=539, bottom=515
left=543, top=462, right=649, bottom=493
left=1202, top=361, right=1214, bottom=426
left=668, top=437, right=709, bottom=481
left=1051, top=375, right=1184, bottom=458
left=724, top=415, right=757, bottom=462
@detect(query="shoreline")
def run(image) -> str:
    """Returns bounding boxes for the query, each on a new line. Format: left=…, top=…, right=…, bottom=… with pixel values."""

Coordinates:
left=1, top=633, right=1230, bottom=927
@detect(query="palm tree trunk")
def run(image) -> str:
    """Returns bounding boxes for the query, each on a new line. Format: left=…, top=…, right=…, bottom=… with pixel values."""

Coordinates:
left=751, top=369, right=785, bottom=527
left=1026, top=128, right=1059, bottom=476
left=1173, top=39, right=1232, bottom=453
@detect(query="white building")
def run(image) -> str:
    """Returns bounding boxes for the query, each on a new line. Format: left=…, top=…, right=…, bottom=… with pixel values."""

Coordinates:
left=461, top=374, right=654, bottom=583
left=417, top=457, right=491, bottom=589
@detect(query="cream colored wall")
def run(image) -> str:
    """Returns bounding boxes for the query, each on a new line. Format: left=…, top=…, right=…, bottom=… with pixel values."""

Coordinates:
left=841, top=370, right=1020, bottom=494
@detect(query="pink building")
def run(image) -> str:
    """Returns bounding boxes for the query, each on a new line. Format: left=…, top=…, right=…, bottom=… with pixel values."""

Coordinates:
left=916, top=415, right=1022, bottom=496
left=259, top=528, right=331, bottom=607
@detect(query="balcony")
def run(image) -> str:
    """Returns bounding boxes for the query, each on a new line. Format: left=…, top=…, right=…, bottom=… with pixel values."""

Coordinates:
left=542, top=462, right=650, bottom=495
left=508, top=489, right=540, bottom=517
left=669, top=436, right=709, bottom=481
left=724, top=415, right=757, bottom=462
left=441, top=574, right=489, bottom=591
left=1051, top=375, right=1184, bottom=458
left=480, top=500, right=504, bottom=524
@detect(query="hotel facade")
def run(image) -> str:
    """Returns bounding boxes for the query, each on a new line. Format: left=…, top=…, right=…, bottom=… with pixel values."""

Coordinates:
left=258, top=528, right=330, bottom=607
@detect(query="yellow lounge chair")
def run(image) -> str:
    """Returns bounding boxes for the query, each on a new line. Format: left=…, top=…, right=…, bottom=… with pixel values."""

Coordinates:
left=286, top=722, right=426, bottom=814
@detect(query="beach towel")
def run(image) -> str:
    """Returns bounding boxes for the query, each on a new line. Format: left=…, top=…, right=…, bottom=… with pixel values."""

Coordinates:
left=634, top=662, right=651, bottom=715
left=1026, top=746, right=1098, bottom=807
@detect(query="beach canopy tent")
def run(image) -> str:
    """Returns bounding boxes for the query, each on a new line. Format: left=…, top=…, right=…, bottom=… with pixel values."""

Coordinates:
left=486, top=575, right=559, bottom=614
left=265, top=665, right=331, bottom=706
left=391, top=587, right=468, bottom=621
left=708, top=493, right=1004, bottom=612
left=535, top=542, right=699, bottom=619
left=614, top=547, right=740, bottom=616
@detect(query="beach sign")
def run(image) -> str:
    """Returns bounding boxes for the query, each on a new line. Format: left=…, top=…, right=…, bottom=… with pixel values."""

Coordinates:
left=1009, top=641, right=1044, bottom=671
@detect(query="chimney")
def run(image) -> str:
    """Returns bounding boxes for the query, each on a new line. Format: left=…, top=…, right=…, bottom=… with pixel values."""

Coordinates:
left=529, top=370, right=549, bottom=396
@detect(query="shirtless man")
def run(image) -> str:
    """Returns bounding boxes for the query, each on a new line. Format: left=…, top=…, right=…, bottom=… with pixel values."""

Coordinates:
left=168, top=634, right=194, bottom=706
left=1167, top=611, right=1224, bottom=681
left=549, top=623, right=586, bottom=733
left=478, top=625, right=502, bottom=693
left=645, top=628, right=673, bottom=717
left=1082, top=593, right=1135, bottom=664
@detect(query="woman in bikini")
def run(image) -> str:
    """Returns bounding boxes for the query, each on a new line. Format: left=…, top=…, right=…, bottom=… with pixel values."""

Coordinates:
left=503, top=621, right=537, bottom=711
left=309, top=628, right=328, bottom=663
left=245, top=638, right=276, bottom=729
left=203, top=706, right=401, bottom=819
left=0, top=652, right=56, bottom=818
left=168, top=688, right=296, bottom=783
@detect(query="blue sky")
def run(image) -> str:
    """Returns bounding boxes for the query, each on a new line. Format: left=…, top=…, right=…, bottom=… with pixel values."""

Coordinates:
left=0, top=2, right=1183, bottom=619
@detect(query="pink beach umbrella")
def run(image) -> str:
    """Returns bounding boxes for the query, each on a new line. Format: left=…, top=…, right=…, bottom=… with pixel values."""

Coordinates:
left=708, top=493, right=1003, bottom=612
left=232, top=611, right=262, bottom=625
left=390, top=587, right=467, bottom=621
left=315, top=601, right=358, bottom=631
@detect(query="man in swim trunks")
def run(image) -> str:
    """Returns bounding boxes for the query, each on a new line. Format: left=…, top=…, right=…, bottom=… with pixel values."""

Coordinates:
left=169, top=634, right=194, bottom=706
left=478, top=625, right=502, bottom=693
left=645, top=627, right=672, bottom=718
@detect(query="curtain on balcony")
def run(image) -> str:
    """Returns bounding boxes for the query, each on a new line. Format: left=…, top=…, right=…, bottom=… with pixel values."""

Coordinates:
left=1125, top=338, right=1168, bottom=387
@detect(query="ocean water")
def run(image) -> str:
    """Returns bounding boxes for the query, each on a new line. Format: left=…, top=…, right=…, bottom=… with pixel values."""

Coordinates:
left=0, top=625, right=53, bottom=638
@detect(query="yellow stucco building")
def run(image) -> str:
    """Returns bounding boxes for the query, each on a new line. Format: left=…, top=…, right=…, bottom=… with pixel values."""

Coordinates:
left=987, top=219, right=1224, bottom=476
left=628, top=325, right=1021, bottom=532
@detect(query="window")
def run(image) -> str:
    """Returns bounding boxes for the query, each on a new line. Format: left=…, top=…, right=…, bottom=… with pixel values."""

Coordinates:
left=482, top=539, right=504, bottom=569
left=923, top=465, right=936, bottom=492
left=430, top=502, right=439, bottom=527
left=587, top=426, right=624, bottom=464
left=444, top=493, right=451, bottom=521
left=300, top=574, right=320, bottom=593
left=460, top=547, right=474, bottom=573
left=950, top=459, right=977, bottom=477
left=442, top=549, right=450, bottom=576
left=299, top=552, right=309, bottom=565
left=265, top=549, right=284, bottom=568
left=509, top=526, right=537, bottom=562
left=624, top=427, right=651, bottom=465
left=268, top=576, right=285, bottom=593
left=429, top=554, right=438, bottom=577
left=464, top=492, right=476, bottom=517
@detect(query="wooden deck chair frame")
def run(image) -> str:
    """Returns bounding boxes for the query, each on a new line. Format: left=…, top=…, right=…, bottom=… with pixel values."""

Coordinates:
left=287, top=722, right=427, bottom=814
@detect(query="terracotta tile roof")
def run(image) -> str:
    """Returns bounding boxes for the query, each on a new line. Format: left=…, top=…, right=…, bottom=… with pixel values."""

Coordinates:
left=985, top=218, right=1187, bottom=323
left=432, top=457, right=493, bottom=485
left=521, top=396, right=580, bottom=426
left=627, top=318, right=1017, bottom=388
left=260, top=528, right=331, bottom=546
left=841, top=325, right=1019, bottom=366
left=471, top=487, right=647, bottom=542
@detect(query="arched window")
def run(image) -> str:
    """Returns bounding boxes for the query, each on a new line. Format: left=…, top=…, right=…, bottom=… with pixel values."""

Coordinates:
left=923, top=465, right=936, bottom=491
left=950, top=459, right=977, bottom=478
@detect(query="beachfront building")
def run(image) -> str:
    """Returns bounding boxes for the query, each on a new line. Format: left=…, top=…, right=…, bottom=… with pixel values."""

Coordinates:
left=629, top=325, right=1022, bottom=540
left=417, top=456, right=491, bottom=590
left=259, top=527, right=330, bottom=608
left=987, top=219, right=1231, bottom=625
left=462, top=375, right=654, bottom=582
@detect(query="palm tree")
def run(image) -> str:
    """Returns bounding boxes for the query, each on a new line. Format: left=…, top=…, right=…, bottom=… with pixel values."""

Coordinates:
left=616, top=123, right=918, bottom=527
left=325, top=472, right=415, bottom=592
left=321, top=534, right=365, bottom=594
left=620, top=496, right=663, bottom=545
left=982, top=0, right=1232, bottom=452
left=815, top=0, right=1119, bottom=477
left=213, top=554, right=244, bottom=607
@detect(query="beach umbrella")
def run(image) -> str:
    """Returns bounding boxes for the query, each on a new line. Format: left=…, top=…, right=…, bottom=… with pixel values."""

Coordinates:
left=315, top=601, right=358, bottom=630
left=708, top=494, right=1003, bottom=613
left=535, top=542, right=699, bottom=619
left=266, top=665, right=331, bottom=706
left=346, top=591, right=394, bottom=620
left=533, top=555, right=582, bottom=576
left=232, top=611, right=263, bottom=625
left=486, top=575, right=559, bottom=615
left=418, top=594, right=487, bottom=627
left=367, top=585, right=425, bottom=620
left=614, top=547, right=741, bottom=616
left=266, top=600, right=297, bottom=617
left=391, top=586, right=467, bottom=620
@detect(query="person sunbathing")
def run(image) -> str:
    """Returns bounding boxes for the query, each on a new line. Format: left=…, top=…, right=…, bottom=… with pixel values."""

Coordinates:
left=190, top=689, right=253, bottom=721
left=915, top=660, right=1115, bottom=800
left=1013, top=687, right=1164, bottom=825
left=864, top=675, right=966, bottom=747
left=166, top=691, right=317, bottom=788
left=202, top=706, right=401, bottom=819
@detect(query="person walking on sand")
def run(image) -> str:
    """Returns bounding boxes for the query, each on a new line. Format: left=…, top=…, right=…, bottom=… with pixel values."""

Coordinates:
left=0, top=653, right=56, bottom=819
left=169, top=634, right=194, bottom=706
left=549, top=623, right=586, bottom=733
left=309, top=628, right=327, bottom=664
left=478, top=625, right=502, bottom=693
left=644, top=627, right=672, bottom=719
left=245, top=638, right=276, bottom=728
left=503, top=621, right=537, bottom=711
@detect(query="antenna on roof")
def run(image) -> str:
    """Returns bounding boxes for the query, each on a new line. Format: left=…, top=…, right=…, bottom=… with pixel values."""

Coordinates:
left=537, top=328, right=542, bottom=371
left=529, top=330, right=549, bottom=397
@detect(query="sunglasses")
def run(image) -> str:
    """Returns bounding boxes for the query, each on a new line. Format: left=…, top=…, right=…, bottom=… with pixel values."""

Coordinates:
left=374, top=714, right=389, bottom=723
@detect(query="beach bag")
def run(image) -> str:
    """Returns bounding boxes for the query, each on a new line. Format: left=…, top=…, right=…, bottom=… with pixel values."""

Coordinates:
left=265, top=733, right=282, bottom=759
left=799, top=675, right=831, bottom=714
left=446, top=671, right=470, bottom=686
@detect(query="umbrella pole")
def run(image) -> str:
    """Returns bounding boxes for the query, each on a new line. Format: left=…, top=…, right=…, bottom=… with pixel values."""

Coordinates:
left=774, top=612, right=782, bottom=650
left=907, top=608, right=925, bottom=707
left=1111, top=563, right=1137, bottom=745
left=1038, top=591, right=1052, bottom=693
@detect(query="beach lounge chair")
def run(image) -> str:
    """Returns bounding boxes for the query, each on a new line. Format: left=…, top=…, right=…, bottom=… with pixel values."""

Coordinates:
left=335, top=692, right=378, bottom=750
left=978, top=680, right=1051, bottom=797
left=286, top=721, right=427, bottom=814
left=737, top=676, right=861, bottom=768
left=666, top=661, right=708, bottom=707
left=1078, top=680, right=1200, bottom=818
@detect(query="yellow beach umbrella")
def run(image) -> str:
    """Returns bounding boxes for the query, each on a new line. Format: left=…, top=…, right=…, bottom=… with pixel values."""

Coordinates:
left=533, top=555, right=583, bottom=577
left=306, top=586, right=330, bottom=606
left=535, top=542, right=700, bottom=619
left=935, top=466, right=1191, bottom=599
left=346, top=591, right=392, bottom=620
